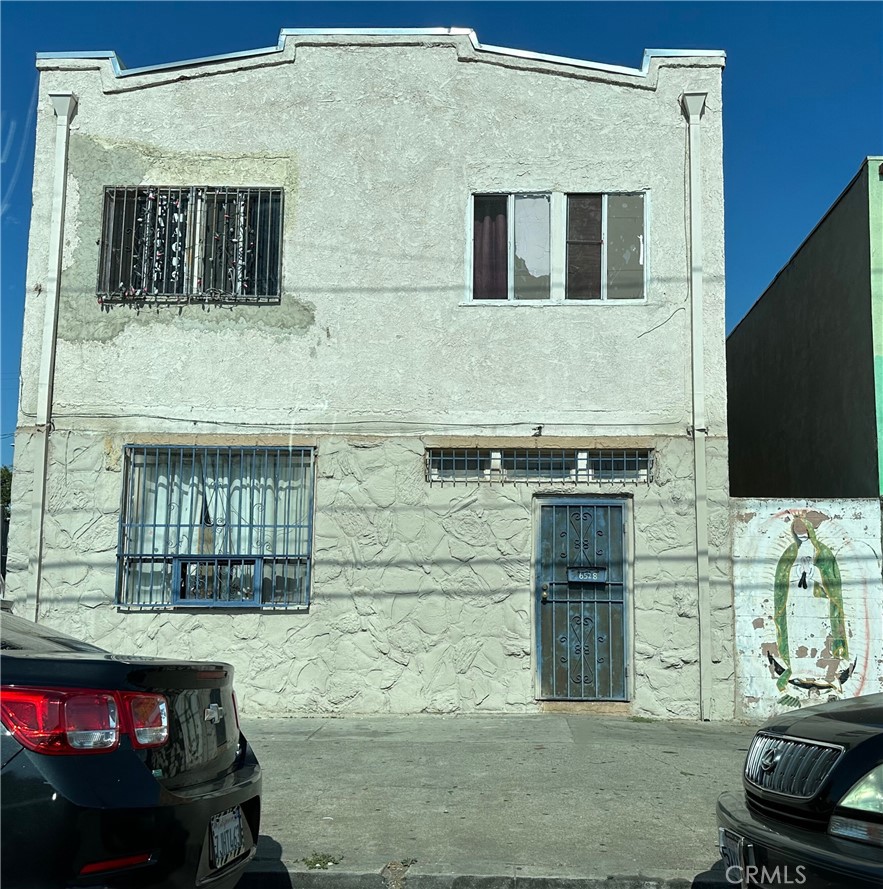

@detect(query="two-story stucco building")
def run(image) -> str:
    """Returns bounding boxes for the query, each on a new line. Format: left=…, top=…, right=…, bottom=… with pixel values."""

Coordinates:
left=6, top=29, right=732, bottom=718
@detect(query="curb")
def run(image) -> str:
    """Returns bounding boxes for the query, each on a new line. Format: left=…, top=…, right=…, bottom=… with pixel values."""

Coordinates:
left=239, top=866, right=732, bottom=889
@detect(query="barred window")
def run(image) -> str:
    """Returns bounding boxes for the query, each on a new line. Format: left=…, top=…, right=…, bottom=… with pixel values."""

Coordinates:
left=98, top=186, right=282, bottom=304
left=117, top=446, right=313, bottom=609
left=426, top=449, right=653, bottom=484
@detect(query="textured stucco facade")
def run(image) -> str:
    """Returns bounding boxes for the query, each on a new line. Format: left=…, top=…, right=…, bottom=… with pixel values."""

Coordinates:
left=7, top=32, right=732, bottom=718
left=728, top=158, right=883, bottom=498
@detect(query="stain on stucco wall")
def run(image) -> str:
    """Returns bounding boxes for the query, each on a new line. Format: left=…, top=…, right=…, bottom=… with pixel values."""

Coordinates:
left=58, top=133, right=311, bottom=344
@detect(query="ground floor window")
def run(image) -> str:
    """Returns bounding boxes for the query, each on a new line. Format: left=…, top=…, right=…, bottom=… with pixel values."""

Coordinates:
left=426, top=449, right=653, bottom=484
left=117, top=446, right=314, bottom=609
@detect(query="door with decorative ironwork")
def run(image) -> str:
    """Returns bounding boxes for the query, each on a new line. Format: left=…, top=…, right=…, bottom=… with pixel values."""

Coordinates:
left=536, top=500, right=628, bottom=701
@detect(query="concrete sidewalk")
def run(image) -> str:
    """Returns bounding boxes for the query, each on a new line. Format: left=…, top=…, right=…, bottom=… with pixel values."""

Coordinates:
left=238, top=713, right=758, bottom=889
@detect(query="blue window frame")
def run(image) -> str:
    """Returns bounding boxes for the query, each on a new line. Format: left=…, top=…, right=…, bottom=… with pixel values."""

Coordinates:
left=117, top=446, right=314, bottom=609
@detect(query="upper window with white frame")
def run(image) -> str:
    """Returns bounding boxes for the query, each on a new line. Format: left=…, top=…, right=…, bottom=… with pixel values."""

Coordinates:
left=470, top=192, right=646, bottom=302
left=98, top=186, right=283, bottom=305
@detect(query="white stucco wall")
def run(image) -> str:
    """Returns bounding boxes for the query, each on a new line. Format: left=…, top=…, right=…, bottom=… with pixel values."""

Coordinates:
left=8, top=33, right=731, bottom=718
left=18, top=34, right=726, bottom=439
left=7, top=432, right=731, bottom=718
left=733, top=499, right=883, bottom=719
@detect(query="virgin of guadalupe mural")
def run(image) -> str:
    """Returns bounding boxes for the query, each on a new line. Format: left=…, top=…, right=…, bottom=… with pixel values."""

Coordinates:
left=734, top=503, right=882, bottom=717
left=765, top=512, right=857, bottom=708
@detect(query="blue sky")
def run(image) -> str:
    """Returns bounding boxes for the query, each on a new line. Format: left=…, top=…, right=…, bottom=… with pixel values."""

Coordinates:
left=1, top=1, right=882, bottom=467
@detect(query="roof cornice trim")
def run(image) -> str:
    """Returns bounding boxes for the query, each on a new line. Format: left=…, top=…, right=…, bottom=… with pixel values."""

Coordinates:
left=36, top=28, right=726, bottom=79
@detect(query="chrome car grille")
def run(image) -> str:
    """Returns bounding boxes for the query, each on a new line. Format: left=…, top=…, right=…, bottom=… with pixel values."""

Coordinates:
left=745, top=732, right=844, bottom=798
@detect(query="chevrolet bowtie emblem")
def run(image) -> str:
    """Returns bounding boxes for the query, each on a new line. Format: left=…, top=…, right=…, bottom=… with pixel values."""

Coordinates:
left=204, top=703, right=225, bottom=724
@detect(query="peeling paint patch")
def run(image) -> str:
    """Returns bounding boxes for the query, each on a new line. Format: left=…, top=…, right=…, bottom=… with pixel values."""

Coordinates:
left=58, top=133, right=305, bottom=343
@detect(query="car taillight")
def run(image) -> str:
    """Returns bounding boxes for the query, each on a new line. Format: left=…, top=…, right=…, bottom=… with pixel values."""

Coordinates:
left=79, top=852, right=155, bottom=875
left=64, top=693, right=119, bottom=750
left=126, top=693, right=168, bottom=748
left=0, top=687, right=168, bottom=755
left=1, top=688, right=119, bottom=754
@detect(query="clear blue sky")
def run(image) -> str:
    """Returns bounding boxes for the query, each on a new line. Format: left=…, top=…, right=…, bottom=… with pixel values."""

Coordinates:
left=2, top=1, right=882, bottom=467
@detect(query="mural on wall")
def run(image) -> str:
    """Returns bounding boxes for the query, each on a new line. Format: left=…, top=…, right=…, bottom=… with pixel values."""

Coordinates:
left=734, top=501, right=883, bottom=717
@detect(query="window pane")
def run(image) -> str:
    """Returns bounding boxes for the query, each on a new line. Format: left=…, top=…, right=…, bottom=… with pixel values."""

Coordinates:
left=99, top=189, right=137, bottom=296
left=473, top=195, right=508, bottom=300
left=119, top=447, right=313, bottom=607
left=151, top=188, right=189, bottom=297
left=514, top=195, right=550, bottom=301
left=607, top=194, right=644, bottom=300
left=428, top=450, right=491, bottom=481
left=98, top=188, right=190, bottom=298
left=566, top=195, right=602, bottom=300
left=251, top=190, right=282, bottom=297
left=201, top=189, right=236, bottom=295
left=500, top=450, right=575, bottom=479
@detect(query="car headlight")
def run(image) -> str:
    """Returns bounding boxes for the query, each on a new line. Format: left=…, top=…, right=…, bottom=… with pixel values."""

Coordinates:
left=829, top=764, right=883, bottom=847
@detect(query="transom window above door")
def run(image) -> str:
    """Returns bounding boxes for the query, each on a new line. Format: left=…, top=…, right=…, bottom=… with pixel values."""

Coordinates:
left=470, top=192, right=646, bottom=303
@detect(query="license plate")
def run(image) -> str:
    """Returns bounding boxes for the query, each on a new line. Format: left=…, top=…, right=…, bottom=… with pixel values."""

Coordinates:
left=718, top=828, right=755, bottom=887
left=211, top=806, right=244, bottom=870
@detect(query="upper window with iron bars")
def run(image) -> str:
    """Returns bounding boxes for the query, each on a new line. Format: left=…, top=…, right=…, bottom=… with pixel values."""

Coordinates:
left=470, top=192, right=646, bottom=303
left=97, top=186, right=283, bottom=304
left=426, top=449, right=654, bottom=484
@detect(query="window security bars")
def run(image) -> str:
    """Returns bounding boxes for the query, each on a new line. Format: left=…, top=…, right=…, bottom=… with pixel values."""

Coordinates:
left=426, top=449, right=654, bottom=484
left=118, top=446, right=314, bottom=609
left=98, top=186, right=283, bottom=304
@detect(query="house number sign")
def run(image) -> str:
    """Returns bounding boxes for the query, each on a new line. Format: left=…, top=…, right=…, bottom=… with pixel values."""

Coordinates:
left=567, top=567, right=607, bottom=582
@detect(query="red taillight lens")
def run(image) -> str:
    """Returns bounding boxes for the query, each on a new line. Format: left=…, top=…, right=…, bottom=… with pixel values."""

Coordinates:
left=1, top=689, right=67, bottom=753
left=1, top=687, right=169, bottom=755
left=1, top=688, right=118, bottom=754
left=125, top=693, right=169, bottom=748
left=64, top=693, right=118, bottom=750
left=79, top=852, right=154, bottom=875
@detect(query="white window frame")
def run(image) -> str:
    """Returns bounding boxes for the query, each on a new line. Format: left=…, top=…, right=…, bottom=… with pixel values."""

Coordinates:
left=465, top=190, right=649, bottom=305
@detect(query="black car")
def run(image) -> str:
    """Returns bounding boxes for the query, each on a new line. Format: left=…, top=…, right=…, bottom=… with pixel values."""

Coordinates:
left=717, top=693, right=883, bottom=889
left=1, top=612, right=261, bottom=888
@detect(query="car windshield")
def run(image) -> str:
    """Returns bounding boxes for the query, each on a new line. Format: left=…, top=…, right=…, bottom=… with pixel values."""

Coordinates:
left=0, top=613, right=106, bottom=653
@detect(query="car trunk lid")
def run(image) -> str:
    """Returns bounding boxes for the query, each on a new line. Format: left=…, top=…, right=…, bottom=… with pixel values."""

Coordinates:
left=2, top=651, right=239, bottom=788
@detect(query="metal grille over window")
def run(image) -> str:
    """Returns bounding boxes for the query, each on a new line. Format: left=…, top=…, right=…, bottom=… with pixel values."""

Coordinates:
left=117, top=446, right=314, bottom=609
left=98, top=186, right=283, bottom=304
left=426, top=449, right=653, bottom=484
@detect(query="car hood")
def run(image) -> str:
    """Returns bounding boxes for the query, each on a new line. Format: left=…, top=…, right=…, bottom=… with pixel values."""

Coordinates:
left=761, top=693, right=883, bottom=749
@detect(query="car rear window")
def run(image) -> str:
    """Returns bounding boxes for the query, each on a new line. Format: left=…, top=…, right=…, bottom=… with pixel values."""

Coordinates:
left=0, top=614, right=106, bottom=653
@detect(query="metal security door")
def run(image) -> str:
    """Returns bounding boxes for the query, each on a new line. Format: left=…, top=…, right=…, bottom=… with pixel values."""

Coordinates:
left=536, top=501, right=627, bottom=701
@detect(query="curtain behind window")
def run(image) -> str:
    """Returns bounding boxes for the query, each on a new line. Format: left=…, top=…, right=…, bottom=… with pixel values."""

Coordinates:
left=473, top=195, right=508, bottom=299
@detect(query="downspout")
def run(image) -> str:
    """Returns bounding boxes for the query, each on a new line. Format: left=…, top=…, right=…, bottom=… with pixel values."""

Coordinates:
left=681, top=92, right=713, bottom=721
left=27, top=91, right=78, bottom=622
